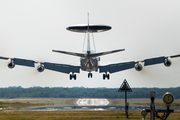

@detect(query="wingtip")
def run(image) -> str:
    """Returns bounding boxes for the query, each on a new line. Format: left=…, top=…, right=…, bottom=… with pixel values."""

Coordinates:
left=0, top=56, right=9, bottom=60
left=170, top=54, right=180, bottom=58
left=119, top=48, right=125, bottom=51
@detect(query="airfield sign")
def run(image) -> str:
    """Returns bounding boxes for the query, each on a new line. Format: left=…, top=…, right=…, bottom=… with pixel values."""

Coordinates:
left=163, top=92, right=174, bottom=104
left=142, top=91, right=174, bottom=120
left=118, top=79, right=132, bottom=92
left=150, top=91, right=156, bottom=98
left=118, top=79, right=132, bottom=118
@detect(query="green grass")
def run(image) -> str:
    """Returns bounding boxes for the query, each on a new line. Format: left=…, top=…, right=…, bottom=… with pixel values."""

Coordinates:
left=1, top=98, right=180, bottom=108
left=0, top=98, right=179, bottom=119
left=108, top=98, right=180, bottom=107
left=0, top=110, right=179, bottom=120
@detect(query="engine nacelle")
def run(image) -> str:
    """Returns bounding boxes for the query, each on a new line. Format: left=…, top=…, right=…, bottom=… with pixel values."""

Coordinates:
left=37, top=65, right=45, bottom=72
left=164, top=58, right=171, bottom=67
left=135, top=63, right=143, bottom=71
left=97, top=57, right=100, bottom=61
left=8, top=61, right=15, bottom=69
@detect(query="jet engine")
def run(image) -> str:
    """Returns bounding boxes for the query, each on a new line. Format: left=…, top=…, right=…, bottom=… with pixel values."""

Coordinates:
left=135, top=63, right=143, bottom=71
left=37, top=64, right=45, bottom=72
left=164, top=58, right=171, bottom=67
left=96, top=57, right=100, bottom=61
left=8, top=61, right=15, bottom=69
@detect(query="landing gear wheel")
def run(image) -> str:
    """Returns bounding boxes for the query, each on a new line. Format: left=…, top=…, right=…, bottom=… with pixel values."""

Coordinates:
left=70, top=74, right=72, bottom=80
left=103, top=73, right=110, bottom=80
left=88, top=73, right=92, bottom=78
left=74, top=74, right=76, bottom=80
left=91, top=73, right=92, bottom=78
left=103, top=74, right=105, bottom=80
left=69, top=74, right=77, bottom=80
left=107, top=74, right=110, bottom=80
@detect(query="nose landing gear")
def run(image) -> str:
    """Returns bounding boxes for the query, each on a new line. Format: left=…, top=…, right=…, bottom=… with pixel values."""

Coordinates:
left=88, top=73, right=92, bottom=78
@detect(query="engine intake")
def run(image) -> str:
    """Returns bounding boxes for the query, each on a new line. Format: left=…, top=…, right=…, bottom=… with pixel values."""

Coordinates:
left=37, top=65, right=45, bottom=72
left=164, top=58, right=171, bottom=67
left=135, top=63, right=143, bottom=71
left=97, top=57, right=100, bottom=61
left=8, top=61, right=15, bottom=69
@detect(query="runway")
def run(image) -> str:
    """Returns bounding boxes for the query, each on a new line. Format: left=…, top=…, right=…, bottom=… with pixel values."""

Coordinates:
left=76, top=98, right=109, bottom=106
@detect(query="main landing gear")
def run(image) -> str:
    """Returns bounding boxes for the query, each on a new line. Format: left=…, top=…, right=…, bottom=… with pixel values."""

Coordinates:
left=70, top=73, right=76, bottom=80
left=88, top=73, right=92, bottom=78
left=103, top=72, right=110, bottom=80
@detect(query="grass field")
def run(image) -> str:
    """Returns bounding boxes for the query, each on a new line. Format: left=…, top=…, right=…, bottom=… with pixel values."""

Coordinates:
left=0, top=98, right=180, bottom=110
left=0, top=98, right=78, bottom=108
left=107, top=98, right=180, bottom=108
left=0, top=110, right=179, bottom=120
left=0, top=98, right=179, bottom=120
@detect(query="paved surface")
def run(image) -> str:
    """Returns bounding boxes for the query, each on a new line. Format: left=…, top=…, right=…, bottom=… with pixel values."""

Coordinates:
left=77, top=98, right=109, bottom=106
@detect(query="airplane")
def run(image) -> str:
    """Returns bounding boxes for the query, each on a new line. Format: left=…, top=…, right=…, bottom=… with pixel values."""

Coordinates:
left=0, top=13, right=180, bottom=80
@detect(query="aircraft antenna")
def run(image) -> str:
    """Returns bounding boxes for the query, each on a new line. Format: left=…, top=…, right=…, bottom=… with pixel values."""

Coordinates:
left=92, top=32, right=96, bottom=52
left=82, top=32, right=86, bottom=52
left=87, top=12, right=91, bottom=52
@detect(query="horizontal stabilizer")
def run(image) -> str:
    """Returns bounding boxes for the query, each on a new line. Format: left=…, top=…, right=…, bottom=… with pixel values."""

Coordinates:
left=144, top=57, right=165, bottom=66
left=52, top=49, right=124, bottom=58
left=14, top=58, right=35, bottom=67
left=90, top=49, right=125, bottom=57
left=52, top=50, right=86, bottom=57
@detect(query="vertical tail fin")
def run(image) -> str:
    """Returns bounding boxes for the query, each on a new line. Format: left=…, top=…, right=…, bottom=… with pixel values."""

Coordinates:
left=87, top=12, right=90, bottom=52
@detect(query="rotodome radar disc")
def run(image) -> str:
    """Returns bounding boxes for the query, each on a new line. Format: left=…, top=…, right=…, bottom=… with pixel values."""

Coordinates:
left=66, top=24, right=111, bottom=33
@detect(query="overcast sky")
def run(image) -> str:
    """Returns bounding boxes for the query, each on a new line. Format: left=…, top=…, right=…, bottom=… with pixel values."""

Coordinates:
left=0, top=0, right=180, bottom=88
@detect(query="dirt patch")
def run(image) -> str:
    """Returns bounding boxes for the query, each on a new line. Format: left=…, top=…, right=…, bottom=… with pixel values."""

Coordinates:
left=67, top=99, right=77, bottom=106
left=0, top=101, right=53, bottom=109
left=108, top=99, right=118, bottom=106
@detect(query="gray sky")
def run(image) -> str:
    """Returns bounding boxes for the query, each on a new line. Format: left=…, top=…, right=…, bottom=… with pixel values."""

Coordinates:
left=0, top=0, right=180, bottom=88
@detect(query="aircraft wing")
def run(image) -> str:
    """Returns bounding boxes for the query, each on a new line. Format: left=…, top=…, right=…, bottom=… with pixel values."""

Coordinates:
left=0, top=57, right=80, bottom=74
left=43, top=62, right=80, bottom=74
left=0, top=56, right=9, bottom=60
left=99, top=54, right=180, bottom=73
left=99, top=61, right=135, bottom=73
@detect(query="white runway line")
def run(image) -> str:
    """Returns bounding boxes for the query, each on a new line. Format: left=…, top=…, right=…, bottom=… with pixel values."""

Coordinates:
left=77, top=98, right=109, bottom=106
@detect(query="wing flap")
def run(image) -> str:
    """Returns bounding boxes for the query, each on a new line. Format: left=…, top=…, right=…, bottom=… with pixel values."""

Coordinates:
left=144, top=57, right=165, bottom=66
left=99, top=61, right=135, bottom=73
left=70, top=66, right=80, bottom=73
left=14, top=58, right=35, bottom=67
left=44, top=62, right=80, bottom=74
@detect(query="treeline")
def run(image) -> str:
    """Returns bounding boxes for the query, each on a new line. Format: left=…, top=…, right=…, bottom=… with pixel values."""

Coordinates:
left=0, top=86, right=179, bottom=99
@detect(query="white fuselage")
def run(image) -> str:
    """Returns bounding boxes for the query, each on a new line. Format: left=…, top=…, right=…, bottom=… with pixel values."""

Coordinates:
left=80, top=56, right=99, bottom=72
